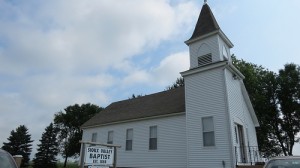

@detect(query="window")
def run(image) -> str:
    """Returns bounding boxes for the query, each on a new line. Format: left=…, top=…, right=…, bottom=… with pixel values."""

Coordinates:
left=91, top=133, right=97, bottom=142
left=198, top=53, right=212, bottom=66
left=107, top=131, right=113, bottom=144
left=234, top=125, right=239, bottom=144
left=202, top=117, right=215, bottom=146
left=222, top=46, right=228, bottom=59
left=126, top=129, right=133, bottom=151
left=149, top=126, right=157, bottom=150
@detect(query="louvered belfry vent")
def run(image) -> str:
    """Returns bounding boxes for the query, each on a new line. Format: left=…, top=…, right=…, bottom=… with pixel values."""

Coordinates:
left=198, top=53, right=212, bottom=66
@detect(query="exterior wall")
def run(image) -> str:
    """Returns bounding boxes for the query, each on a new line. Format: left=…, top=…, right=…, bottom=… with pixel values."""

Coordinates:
left=224, top=69, right=259, bottom=163
left=217, top=36, right=231, bottom=61
left=82, top=114, right=187, bottom=168
left=184, top=67, right=233, bottom=168
left=188, top=34, right=231, bottom=69
left=189, top=34, right=220, bottom=69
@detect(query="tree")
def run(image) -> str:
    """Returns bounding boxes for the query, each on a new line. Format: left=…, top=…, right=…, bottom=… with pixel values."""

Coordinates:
left=54, top=103, right=103, bottom=167
left=233, top=56, right=300, bottom=156
left=232, top=56, right=282, bottom=157
left=129, top=94, right=144, bottom=99
left=166, top=77, right=184, bottom=90
left=2, top=125, right=33, bottom=168
left=33, top=123, right=59, bottom=168
left=276, top=63, right=300, bottom=155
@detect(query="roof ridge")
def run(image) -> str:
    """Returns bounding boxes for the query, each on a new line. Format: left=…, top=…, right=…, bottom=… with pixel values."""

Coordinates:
left=111, top=86, right=184, bottom=105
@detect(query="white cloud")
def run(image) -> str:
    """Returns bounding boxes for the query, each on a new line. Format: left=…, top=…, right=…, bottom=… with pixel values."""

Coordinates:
left=152, top=51, right=189, bottom=86
left=1, top=0, right=299, bottom=158
left=0, top=0, right=198, bottom=156
left=0, top=0, right=197, bottom=74
left=119, top=51, right=189, bottom=88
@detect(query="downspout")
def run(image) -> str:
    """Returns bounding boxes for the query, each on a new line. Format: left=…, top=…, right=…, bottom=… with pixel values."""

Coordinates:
left=223, top=64, right=235, bottom=168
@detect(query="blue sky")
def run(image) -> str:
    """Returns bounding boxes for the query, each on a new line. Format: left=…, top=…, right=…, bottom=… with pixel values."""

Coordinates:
left=0, top=0, right=300, bottom=158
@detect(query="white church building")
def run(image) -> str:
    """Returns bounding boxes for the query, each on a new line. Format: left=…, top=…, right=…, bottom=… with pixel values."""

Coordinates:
left=81, top=2, right=260, bottom=168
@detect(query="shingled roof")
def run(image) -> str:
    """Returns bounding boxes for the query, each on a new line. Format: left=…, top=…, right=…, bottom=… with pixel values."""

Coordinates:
left=188, top=3, right=220, bottom=41
left=81, top=87, right=185, bottom=128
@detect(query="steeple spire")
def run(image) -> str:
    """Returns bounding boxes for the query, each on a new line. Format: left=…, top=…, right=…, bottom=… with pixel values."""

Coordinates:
left=187, top=2, right=220, bottom=41
left=184, top=2, right=234, bottom=69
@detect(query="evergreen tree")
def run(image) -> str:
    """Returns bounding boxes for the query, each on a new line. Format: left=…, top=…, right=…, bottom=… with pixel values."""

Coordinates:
left=2, top=125, right=33, bottom=168
left=166, top=77, right=184, bottom=90
left=33, top=123, right=59, bottom=168
left=129, top=94, right=144, bottom=99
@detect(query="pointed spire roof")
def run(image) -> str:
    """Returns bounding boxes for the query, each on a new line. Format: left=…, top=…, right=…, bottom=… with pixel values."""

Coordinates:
left=189, top=3, right=220, bottom=41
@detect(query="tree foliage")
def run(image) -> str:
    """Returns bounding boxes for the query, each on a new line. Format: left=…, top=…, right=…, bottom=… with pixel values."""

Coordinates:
left=276, top=63, right=300, bottom=155
left=33, top=123, right=59, bottom=168
left=233, top=56, right=300, bottom=157
left=232, top=56, right=282, bottom=157
left=1, top=125, right=33, bottom=168
left=54, top=103, right=103, bottom=167
left=166, top=77, right=184, bottom=90
left=129, top=94, right=144, bottom=99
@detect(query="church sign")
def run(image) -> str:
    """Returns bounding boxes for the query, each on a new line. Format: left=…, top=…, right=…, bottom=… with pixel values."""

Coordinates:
left=85, top=146, right=114, bottom=167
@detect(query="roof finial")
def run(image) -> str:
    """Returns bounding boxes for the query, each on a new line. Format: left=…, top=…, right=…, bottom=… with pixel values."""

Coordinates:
left=204, top=0, right=207, bottom=4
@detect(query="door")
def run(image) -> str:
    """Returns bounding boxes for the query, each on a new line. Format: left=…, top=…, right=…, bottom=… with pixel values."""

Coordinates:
left=235, top=124, right=247, bottom=163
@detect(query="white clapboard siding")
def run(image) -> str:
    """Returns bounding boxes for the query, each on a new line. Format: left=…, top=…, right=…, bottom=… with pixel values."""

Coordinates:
left=82, top=114, right=187, bottom=168
left=224, top=69, right=259, bottom=162
left=189, top=34, right=220, bottom=69
left=184, top=67, right=233, bottom=168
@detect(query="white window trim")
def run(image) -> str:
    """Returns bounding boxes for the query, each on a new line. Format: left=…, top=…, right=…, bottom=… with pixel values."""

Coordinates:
left=202, top=116, right=215, bottom=147
left=126, top=128, right=133, bottom=151
left=91, top=132, right=97, bottom=142
left=107, top=131, right=113, bottom=144
left=149, top=126, right=157, bottom=150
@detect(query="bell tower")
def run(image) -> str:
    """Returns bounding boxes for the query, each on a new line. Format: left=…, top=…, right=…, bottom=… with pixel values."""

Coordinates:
left=181, top=2, right=242, bottom=168
left=185, top=1, right=233, bottom=69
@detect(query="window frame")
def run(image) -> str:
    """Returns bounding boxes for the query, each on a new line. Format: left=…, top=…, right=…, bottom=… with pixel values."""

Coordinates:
left=202, top=116, right=215, bottom=147
left=91, top=132, right=97, bottom=142
left=126, top=128, right=133, bottom=151
left=149, top=126, right=157, bottom=150
left=107, top=131, right=113, bottom=144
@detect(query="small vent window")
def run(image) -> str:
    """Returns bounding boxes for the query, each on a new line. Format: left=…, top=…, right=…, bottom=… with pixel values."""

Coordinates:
left=198, top=54, right=212, bottom=66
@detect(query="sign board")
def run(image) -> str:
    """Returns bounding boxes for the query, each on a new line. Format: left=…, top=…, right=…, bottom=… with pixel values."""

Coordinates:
left=85, top=146, right=114, bottom=166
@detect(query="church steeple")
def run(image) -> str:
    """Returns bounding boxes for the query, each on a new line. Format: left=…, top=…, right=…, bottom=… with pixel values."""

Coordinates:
left=188, top=3, right=220, bottom=41
left=184, top=2, right=234, bottom=69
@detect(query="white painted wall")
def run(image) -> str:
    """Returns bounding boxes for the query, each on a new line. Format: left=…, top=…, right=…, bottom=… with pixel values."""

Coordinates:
left=82, top=114, right=187, bottom=168
left=188, top=35, right=219, bottom=69
left=184, top=67, right=233, bottom=168
left=188, top=34, right=231, bottom=69
left=224, top=68, right=259, bottom=163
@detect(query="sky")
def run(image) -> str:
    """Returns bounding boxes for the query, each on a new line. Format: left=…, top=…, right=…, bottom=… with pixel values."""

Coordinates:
left=0, top=0, right=300, bottom=159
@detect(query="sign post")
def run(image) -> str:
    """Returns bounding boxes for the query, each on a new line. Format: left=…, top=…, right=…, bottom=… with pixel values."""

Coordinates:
left=79, top=141, right=121, bottom=168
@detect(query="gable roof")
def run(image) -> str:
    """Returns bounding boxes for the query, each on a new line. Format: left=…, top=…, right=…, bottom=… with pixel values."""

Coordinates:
left=188, top=3, right=220, bottom=41
left=81, top=87, right=185, bottom=128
